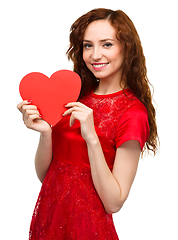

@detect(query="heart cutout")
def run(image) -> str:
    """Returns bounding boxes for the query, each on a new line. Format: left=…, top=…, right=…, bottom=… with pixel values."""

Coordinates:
left=19, top=70, right=81, bottom=126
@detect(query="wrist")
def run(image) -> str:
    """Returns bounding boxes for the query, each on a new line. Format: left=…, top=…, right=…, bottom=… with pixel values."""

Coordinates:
left=41, top=128, right=52, bottom=138
left=86, top=133, right=100, bottom=147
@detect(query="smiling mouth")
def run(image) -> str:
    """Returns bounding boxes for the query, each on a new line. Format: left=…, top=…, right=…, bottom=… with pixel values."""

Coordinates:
left=91, top=63, right=109, bottom=70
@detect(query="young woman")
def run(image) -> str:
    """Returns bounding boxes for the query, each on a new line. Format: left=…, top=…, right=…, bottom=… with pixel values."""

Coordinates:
left=17, top=8, right=158, bottom=240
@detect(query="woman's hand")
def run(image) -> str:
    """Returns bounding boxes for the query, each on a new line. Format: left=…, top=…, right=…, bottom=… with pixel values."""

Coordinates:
left=63, top=102, right=97, bottom=143
left=17, top=100, right=51, bottom=134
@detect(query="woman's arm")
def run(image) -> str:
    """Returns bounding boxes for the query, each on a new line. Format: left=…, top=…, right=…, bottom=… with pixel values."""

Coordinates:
left=35, top=130, right=52, bottom=183
left=17, top=100, right=53, bottom=183
left=87, top=139, right=140, bottom=214
left=63, top=102, right=141, bottom=214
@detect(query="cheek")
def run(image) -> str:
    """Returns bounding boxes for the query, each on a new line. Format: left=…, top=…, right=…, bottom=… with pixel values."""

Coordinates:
left=83, top=50, right=89, bottom=64
left=118, top=44, right=126, bottom=62
left=112, top=48, right=125, bottom=65
left=83, top=51, right=93, bottom=72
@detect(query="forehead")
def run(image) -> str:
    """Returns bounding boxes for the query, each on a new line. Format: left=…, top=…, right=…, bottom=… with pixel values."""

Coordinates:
left=84, top=20, right=116, bottom=40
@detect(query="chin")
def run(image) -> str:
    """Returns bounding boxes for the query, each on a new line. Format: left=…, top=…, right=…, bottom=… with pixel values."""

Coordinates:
left=93, top=72, right=111, bottom=80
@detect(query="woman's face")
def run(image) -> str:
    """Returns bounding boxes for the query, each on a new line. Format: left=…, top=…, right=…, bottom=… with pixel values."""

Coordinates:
left=83, top=20, right=125, bottom=82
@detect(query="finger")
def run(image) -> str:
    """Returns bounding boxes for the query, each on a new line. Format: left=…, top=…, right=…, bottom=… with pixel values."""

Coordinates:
left=22, top=107, right=37, bottom=118
left=63, top=106, right=83, bottom=116
left=25, top=114, right=41, bottom=128
left=27, top=108, right=39, bottom=114
left=69, top=111, right=84, bottom=127
left=17, top=100, right=30, bottom=112
left=21, top=105, right=38, bottom=115
left=23, top=109, right=40, bottom=123
left=17, top=100, right=35, bottom=113
left=24, top=109, right=40, bottom=119
left=65, top=102, right=87, bottom=108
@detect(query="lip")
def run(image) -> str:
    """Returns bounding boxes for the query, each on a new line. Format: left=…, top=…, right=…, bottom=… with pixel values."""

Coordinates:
left=91, top=63, right=109, bottom=71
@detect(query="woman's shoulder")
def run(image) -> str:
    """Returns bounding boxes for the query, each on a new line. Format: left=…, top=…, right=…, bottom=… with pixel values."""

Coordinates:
left=124, top=97, right=148, bottom=117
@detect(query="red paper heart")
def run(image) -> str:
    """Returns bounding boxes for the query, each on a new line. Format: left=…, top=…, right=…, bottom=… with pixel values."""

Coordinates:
left=19, top=70, right=81, bottom=126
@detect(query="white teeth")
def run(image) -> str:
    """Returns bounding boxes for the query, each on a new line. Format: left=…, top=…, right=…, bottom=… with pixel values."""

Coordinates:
left=92, top=63, right=108, bottom=68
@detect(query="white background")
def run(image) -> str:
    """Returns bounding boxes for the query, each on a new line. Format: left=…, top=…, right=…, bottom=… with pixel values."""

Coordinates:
left=0, top=0, right=177, bottom=239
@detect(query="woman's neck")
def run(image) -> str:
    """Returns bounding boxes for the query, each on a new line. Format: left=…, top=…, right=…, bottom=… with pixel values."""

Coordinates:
left=94, top=78, right=125, bottom=95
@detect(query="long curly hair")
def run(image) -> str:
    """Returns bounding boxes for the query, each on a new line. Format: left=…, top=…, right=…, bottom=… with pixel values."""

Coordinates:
left=67, top=8, right=159, bottom=155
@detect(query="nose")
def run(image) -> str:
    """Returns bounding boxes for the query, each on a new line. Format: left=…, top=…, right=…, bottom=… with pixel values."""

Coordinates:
left=92, top=47, right=102, bottom=61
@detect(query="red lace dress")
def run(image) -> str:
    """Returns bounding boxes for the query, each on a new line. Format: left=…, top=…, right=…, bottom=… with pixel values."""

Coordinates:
left=29, top=89, right=149, bottom=240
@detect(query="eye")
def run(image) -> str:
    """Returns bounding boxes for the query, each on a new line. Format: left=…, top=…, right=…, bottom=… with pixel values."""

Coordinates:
left=83, top=43, right=93, bottom=49
left=103, top=42, right=113, bottom=48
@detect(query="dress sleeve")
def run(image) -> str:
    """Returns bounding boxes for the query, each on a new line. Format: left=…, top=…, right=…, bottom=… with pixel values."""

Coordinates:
left=115, top=103, right=150, bottom=150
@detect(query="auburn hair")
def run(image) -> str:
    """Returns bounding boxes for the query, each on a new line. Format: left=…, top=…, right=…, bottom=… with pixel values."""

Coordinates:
left=67, top=8, right=159, bottom=155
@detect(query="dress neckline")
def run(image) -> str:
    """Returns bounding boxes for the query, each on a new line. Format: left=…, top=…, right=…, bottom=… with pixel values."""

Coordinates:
left=92, top=88, right=131, bottom=98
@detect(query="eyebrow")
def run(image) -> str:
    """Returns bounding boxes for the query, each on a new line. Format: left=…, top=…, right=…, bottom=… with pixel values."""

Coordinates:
left=83, top=38, right=115, bottom=43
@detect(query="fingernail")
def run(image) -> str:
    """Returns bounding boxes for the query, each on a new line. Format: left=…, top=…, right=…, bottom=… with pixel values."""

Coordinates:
left=27, top=99, right=32, bottom=103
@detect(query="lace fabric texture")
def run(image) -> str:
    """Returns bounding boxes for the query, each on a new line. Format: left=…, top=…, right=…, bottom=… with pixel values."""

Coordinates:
left=30, top=160, right=119, bottom=240
left=81, top=89, right=135, bottom=146
left=80, top=89, right=149, bottom=150
left=29, top=89, right=149, bottom=239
